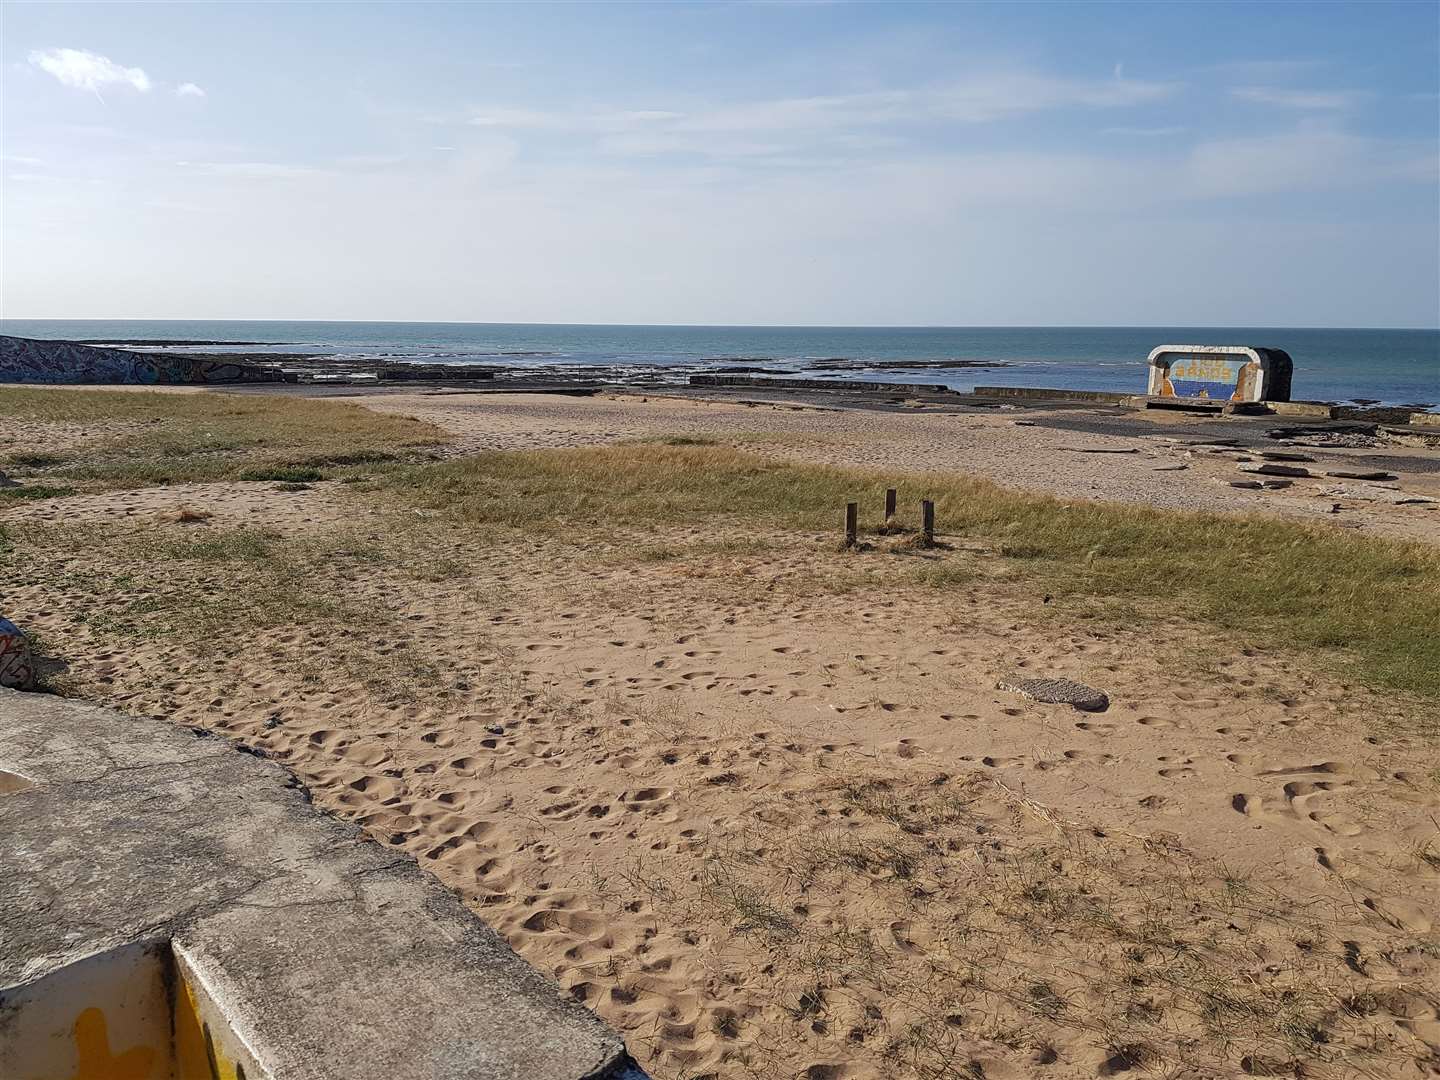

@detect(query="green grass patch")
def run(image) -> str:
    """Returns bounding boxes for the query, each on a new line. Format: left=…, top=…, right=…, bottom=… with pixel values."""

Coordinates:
left=388, top=443, right=1440, bottom=702
left=0, top=388, right=445, bottom=489
left=634, top=435, right=721, bottom=447
left=238, top=466, right=326, bottom=483
left=0, top=484, right=77, bottom=501
left=4, top=451, right=68, bottom=469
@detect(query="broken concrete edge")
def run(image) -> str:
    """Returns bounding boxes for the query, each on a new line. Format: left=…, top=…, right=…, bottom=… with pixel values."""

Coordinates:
left=0, top=689, right=647, bottom=1080
left=970, top=385, right=1132, bottom=405
left=1123, top=396, right=1338, bottom=419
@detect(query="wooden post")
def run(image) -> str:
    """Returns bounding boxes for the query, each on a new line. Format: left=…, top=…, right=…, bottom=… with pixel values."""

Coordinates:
left=921, top=499, right=934, bottom=547
left=845, top=502, right=858, bottom=547
left=884, top=488, right=897, bottom=525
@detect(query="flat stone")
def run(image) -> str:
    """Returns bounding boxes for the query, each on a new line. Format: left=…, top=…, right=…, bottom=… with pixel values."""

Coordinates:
left=1229, top=480, right=1264, bottom=489
left=0, top=617, right=33, bottom=690
left=1240, top=463, right=1312, bottom=477
left=1061, top=446, right=1139, bottom=454
left=996, top=675, right=1109, bottom=712
left=1319, top=485, right=1427, bottom=505
left=1260, top=451, right=1316, bottom=462
left=1325, top=470, right=1397, bottom=481
left=1262, top=480, right=1293, bottom=490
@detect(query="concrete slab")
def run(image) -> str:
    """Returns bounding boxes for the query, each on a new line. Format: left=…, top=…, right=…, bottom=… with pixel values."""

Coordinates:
left=0, top=689, right=644, bottom=1080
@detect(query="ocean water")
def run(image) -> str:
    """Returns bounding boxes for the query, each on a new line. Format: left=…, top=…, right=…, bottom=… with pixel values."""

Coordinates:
left=2, top=320, right=1436, bottom=407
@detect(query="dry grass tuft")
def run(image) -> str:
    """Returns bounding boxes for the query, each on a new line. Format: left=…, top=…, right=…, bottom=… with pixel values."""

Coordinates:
left=0, top=387, right=445, bottom=490
left=598, top=766, right=1434, bottom=1080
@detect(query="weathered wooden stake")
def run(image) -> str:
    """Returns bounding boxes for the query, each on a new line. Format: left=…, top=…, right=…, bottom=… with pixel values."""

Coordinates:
left=921, top=499, right=935, bottom=547
left=845, top=502, right=858, bottom=547
left=884, top=488, right=897, bottom=524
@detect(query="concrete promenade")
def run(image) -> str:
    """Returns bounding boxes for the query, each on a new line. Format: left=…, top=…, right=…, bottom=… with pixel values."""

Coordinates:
left=0, top=688, right=647, bottom=1080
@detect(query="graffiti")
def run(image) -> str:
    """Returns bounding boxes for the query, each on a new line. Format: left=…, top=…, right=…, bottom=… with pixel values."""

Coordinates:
left=54, top=986, right=249, bottom=1080
left=1147, top=345, right=1293, bottom=403
left=0, top=942, right=255, bottom=1080
left=174, top=974, right=248, bottom=1080
left=0, top=617, right=34, bottom=691
left=1157, top=355, right=1255, bottom=401
left=68, top=1008, right=156, bottom=1080
left=0, top=336, right=284, bottom=385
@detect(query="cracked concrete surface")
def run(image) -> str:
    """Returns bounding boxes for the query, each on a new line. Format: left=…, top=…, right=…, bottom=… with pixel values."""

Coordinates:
left=0, top=689, right=643, bottom=1079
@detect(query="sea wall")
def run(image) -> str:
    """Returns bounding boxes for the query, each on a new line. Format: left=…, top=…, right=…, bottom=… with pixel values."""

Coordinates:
left=690, top=373, right=954, bottom=394
left=0, top=335, right=288, bottom=385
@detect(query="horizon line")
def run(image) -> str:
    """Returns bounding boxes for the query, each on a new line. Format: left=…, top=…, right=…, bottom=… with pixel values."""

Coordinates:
left=2, top=317, right=1437, bottom=333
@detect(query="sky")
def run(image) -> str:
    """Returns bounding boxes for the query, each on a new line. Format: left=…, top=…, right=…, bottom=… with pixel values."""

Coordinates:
left=2, top=1, right=1438, bottom=327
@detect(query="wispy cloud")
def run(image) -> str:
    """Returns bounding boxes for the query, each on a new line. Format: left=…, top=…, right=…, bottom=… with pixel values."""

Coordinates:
left=175, top=82, right=206, bottom=99
left=28, top=48, right=151, bottom=96
left=175, top=160, right=324, bottom=179
left=1103, top=126, right=1186, bottom=137
left=462, top=70, right=1180, bottom=160
left=1232, top=86, right=1363, bottom=110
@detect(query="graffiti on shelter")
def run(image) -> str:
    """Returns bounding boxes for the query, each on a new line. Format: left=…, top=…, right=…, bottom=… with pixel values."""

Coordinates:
left=1157, top=355, right=1256, bottom=401
left=1146, top=345, right=1293, bottom=403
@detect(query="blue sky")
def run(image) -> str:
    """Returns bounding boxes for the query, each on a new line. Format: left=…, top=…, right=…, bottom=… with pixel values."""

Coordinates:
left=3, top=1, right=1437, bottom=326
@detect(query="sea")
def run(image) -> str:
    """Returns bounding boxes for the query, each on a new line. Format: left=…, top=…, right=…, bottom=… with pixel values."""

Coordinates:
left=2, top=320, right=1436, bottom=408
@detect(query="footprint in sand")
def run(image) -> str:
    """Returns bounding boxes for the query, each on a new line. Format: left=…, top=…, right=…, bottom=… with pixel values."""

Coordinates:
left=1363, top=896, right=1433, bottom=933
left=1158, top=756, right=1196, bottom=779
left=1062, top=749, right=1116, bottom=765
left=1136, top=716, right=1176, bottom=729
left=887, top=738, right=922, bottom=760
left=1261, top=761, right=1379, bottom=781
left=1075, top=721, right=1115, bottom=734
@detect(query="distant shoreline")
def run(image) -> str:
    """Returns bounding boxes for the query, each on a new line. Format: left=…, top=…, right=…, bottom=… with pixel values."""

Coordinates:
left=2, top=321, right=1435, bottom=408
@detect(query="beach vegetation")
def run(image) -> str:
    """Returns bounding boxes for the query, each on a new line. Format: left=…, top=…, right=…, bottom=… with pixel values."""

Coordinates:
left=0, top=387, right=444, bottom=488
left=390, top=443, right=1440, bottom=703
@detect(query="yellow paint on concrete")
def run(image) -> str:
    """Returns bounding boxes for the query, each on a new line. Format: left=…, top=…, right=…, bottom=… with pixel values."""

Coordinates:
left=173, top=974, right=245, bottom=1080
left=68, top=1007, right=157, bottom=1080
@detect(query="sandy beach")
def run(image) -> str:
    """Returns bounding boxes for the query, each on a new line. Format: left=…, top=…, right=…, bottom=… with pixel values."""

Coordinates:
left=3, top=387, right=1438, bottom=1079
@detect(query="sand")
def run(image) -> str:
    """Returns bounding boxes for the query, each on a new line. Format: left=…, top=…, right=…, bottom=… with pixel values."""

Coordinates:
left=4, top=390, right=1439, bottom=1078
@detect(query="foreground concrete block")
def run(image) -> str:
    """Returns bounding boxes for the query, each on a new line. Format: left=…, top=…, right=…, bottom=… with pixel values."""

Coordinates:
left=1270, top=401, right=1337, bottom=419
left=0, top=690, right=646, bottom=1080
left=1147, top=346, right=1293, bottom=403
left=971, top=386, right=1132, bottom=405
